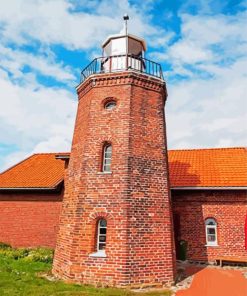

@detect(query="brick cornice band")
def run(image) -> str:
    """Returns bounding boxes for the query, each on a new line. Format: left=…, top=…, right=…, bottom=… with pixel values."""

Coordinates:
left=77, top=72, right=167, bottom=98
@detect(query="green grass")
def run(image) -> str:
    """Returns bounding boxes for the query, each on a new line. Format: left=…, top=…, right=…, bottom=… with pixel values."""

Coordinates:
left=0, top=253, right=171, bottom=296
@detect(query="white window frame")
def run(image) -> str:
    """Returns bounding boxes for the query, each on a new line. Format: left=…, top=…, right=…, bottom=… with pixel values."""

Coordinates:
left=205, top=218, right=218, bottom=246
left=102, top=144, right=112, bottom=173
left=97, top=219, right=107, bottom=252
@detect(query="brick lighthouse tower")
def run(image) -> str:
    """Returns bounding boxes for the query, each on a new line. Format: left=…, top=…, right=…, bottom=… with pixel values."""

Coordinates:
left=53, top=17, right=175, bottom=287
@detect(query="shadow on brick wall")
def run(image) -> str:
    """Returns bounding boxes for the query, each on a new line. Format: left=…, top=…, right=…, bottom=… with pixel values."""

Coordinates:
left=170, top=161, right=208, bottom=260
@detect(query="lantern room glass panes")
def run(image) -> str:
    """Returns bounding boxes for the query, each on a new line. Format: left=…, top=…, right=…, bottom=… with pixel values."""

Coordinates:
left=103, top=144, right=112, bottom=172
left=97, top=219, right=107, bottom=251
left=205, top=218, right=218, bottom=246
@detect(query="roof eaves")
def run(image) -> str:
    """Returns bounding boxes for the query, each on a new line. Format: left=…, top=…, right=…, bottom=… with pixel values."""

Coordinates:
left=0, top=179, right=64, bottom=192
left=171, top=186, right=247, bottom=190
left=168, top=146, right=246, bottom=152
left=55, top=155, right=70, bottom=160
left=0, top=187, right=58, bottom=191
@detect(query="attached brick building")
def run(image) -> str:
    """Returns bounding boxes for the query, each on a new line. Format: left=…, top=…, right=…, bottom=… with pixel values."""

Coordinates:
left=0, top=148, right=246, bottom=277
left=0, top=31, right=246, bottom=287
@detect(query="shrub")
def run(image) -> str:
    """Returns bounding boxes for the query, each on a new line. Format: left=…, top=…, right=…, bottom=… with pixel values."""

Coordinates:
left=0, top=247, right=30, bottom=259
left=0, top=244, right=54, bottom=263
left=0, top=242, right=12, bottom=249
left=24, top=248, right=54, bottom=263
left=11, top=248, right=30, bottom=259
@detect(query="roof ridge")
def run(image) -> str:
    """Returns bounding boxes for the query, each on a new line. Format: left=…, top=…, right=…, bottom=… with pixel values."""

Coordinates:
left=33, top=152, right=70, bottom=155
left=168, top=147, right=246, bottom=152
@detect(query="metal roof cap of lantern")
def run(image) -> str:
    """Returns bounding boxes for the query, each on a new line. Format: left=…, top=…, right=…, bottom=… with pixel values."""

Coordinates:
left=80, top=15, right=164, bottom=82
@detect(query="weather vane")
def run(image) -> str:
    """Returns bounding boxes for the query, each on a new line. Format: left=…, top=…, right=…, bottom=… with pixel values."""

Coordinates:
left=123, top=14, right=129, bottom=35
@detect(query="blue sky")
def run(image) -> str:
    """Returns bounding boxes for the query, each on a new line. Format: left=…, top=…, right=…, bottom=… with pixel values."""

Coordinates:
left=0, top=0, right=246, bottom=171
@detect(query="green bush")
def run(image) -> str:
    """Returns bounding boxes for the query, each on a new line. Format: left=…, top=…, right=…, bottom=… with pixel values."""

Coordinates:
left=0, top=242, right=12, bottom=249
left=0, top=247, right=30, bottom=259
left=24, top=248, right=54, bottom=263
left=0, top=244, right=54, bottom=263
left=12, top=248, right=30, bottom=259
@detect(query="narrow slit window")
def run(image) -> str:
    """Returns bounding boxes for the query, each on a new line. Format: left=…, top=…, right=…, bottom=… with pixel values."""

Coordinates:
left=205, top=218, right=218, bottom=246
left=97, top=219, right=107, bottom=251
left=102, top=144, right=112, bottom=172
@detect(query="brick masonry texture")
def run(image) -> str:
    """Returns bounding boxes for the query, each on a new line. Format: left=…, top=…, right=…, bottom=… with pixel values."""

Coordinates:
left=172, top=190, right=247, bottom=261
left=0, top=192, right=62, bottom=248
left=1, top=71, right=246, bottom=287
left=1, top=188, right=246, bottom=263
left=52, top=72, right=176, bottom=287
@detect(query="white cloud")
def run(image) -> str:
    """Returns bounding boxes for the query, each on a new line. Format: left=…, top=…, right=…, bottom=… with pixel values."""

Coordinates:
left=169, top=41, right=213, bottom=64
left=0, top=0, right=162, bottom=50
left=0, top=0, right=166, bottom=170
left=0, top=45, right=76, bottom=82
left=0, top=70, right=76, bottom=171
left=166, top=58, right=247, bottom=149
left=0, top=0, right=246, bottom=172
left=165, top=9, right=247, bottom=149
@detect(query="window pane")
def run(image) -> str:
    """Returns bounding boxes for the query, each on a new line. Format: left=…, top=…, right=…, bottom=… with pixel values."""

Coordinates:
left=207, top=228, right=216, bottom=235
left=100, top=228, right=107, bottom=234
left=206, top=218, right=216, bottom=226
left=208, top=235, right=216, bottom=242
left=99, top=235, right=106, bottom=242
left=99, top=243, right=106, bottom=250
left=105, top=145, right=112, bottom=152
left=105, top=152, right=112, bottom=158
left=100, top=219, right=107, bottom=227
left=103, top=165, right=111, bottom=172
left=105, top=158, right=111, bottom=164
left=105, top=101, right=116, bottom=110
left=105, top=147, right=112, bottom=155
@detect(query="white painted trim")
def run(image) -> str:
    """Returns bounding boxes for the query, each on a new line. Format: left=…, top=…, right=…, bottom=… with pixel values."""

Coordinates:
left=89, top=250, right=106, bottom=258
left=102, top=144, right=112, bottom=173
left=102, top=33, right=147, bottom=51
left=97, top=172, right=112, bottom=175
left=97, top=219, right=107, bottom=252
left=205, top=219, right=218, bottom=246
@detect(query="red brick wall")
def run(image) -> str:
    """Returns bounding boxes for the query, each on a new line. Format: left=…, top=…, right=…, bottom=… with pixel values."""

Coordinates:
left=0, top=192, right=62, bottom=248
left=53, top=72, right=175, bottom=287
left=172, top=190, right=247, bottom=262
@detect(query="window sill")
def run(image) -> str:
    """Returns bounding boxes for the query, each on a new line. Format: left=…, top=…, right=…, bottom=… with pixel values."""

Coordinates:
left=89, top=250, right=107, bottom=258
left=97, top=172, right=112, bottom=175
left=205, top=244, right=219, bottom=247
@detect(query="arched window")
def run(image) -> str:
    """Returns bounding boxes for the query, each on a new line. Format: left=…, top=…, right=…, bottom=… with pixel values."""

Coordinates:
left=205, top=218, right=218, bottom=246
left=102, top=144, right=112, bottom=172
left=104, top=100, right=116, bottom=110
left=97, top=219, right=107, bottom=251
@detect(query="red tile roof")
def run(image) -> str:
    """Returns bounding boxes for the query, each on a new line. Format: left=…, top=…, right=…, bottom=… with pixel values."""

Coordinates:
left=0, top=153, right=68, bottom=189
left=0, top=148, right=246, bottom=189
left=168, top=147, right=247, bottom=188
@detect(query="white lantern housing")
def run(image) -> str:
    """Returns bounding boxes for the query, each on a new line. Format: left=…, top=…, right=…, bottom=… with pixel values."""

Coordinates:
left=101, top=34, right=146, bottom=73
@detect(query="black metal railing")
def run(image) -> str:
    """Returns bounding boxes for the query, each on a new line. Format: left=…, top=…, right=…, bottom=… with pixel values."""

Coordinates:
left=80, top=54, right=164, bottom=82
